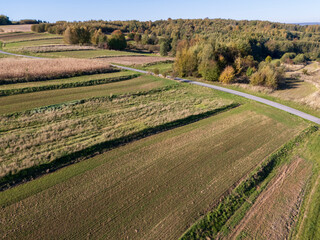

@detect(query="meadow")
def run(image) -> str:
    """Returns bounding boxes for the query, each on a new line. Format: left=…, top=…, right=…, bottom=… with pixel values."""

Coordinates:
left=0, top=75, right=174, bottom=114
left=0, top=102, right=307, bottom=240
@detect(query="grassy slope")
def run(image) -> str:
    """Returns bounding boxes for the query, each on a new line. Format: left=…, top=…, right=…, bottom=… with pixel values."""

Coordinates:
left=0, top=102, right=307, bottom=240
left=293, top=131, right=320, bottom=239
left=0, top=75, right=174, bottom=114
left=194, top=80, right=320, bottom=118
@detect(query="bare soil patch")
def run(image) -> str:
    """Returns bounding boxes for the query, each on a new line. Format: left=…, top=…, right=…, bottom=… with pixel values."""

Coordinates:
left=227, top=157, right=312, bottom=240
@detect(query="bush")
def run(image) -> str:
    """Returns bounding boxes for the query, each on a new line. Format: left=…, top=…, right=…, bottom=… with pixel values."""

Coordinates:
left=265, top=56, right=272, bottom=63
left=153, top=68, right=160, bottom=75
left=63, top=26, right=91, bottom=45
left=280, top=52, right=296, bottom=63
left=219, top=66, right=235, bottom=84
left=31, top=23, right=46, bottom=33
left=246, top=67, right=255, bottom=77
left=293, top=54, right=307, bottom=64
left=91, top=29, right=107, bottom=47
left=250, top=64, right=284, bottom=89
left=108, top=30, right=127, bottom=50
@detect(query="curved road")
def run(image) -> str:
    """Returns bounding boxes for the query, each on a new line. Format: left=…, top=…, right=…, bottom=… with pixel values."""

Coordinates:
left=0, top=49, right=318, bottom=125
left=111, top=64, right=320, bottom=125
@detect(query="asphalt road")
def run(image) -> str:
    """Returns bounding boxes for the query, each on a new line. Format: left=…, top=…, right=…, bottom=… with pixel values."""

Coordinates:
left=112, top=64, right=320, bottom=125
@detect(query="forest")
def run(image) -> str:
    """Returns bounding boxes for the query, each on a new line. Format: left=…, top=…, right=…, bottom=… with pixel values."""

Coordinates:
left=31, top=18, right=320, bottom=89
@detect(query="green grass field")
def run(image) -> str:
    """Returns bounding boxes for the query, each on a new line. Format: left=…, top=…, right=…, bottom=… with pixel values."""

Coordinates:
left=0, top=75, right=175, bottom=115
left=142, top=62, right=173, bottom=74
left=0, top=102, right=307, bottom=240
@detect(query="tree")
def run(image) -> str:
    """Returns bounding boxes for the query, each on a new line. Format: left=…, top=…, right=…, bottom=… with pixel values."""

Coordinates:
left=0, top=15, right=11, bottom=25
left=160, top=39, right=171, bottom=56
left=108, top=30, right=127, bottom=50
left=134, top=33, right=141, bottom=43
left=63, top=26, right=91, bottom=45
left=91, top=29, right=107, bottom=47
left=219, top=66, right=235, bottom=84
left=199, top=60, right=221, bottom=81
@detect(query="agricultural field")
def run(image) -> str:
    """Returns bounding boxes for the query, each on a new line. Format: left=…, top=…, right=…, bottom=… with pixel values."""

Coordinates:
left=0, top=24, right=32, bottom=33
left=0, top=58, right=114, bottom=84
left=0, top=32, right=61, bottom=43
left=0, top=74, right=174, bottom=114
left=225, top=158, right=312, bottom=240
left=0, top=101, right=308, bottom=239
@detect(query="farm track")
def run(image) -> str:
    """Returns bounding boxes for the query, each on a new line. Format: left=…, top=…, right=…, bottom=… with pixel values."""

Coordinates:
left=112, top=64, right=320, bottom=125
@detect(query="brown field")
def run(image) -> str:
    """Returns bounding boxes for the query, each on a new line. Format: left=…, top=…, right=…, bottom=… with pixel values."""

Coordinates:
left=0, top=24, right=32, bottom=33
left=0, top=105, right=306, bottom=240
left=103, top=56, right=174, bottom=65
left=20, top=44, right=96, bottom=53
left=0, top=58, right=112, bottom=84
left=227, top=157, right=312, bottom=240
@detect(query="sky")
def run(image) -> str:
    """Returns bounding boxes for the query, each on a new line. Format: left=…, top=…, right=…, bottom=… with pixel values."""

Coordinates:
left=3, top=0, right=320, bottom=23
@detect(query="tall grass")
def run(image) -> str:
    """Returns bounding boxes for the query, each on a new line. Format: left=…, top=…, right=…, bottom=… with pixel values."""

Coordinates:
left=0, top=58, right=115, bottom=84
left=0, top=85, right=233, bottom=181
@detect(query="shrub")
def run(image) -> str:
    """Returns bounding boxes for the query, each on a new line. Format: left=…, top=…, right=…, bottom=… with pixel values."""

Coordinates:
left=293, top=54, right=307, bottom=64
left=91, top=29, right=107, bottom=47
left=63, top=26, right=91, bottom=45
left=153, top=68, right=160, bottom=75
left=219, top=66, right=235, bottom=84
left=250, top=64, right=284, bottom=89
left=265, top=56, right=272, bottom=63
left=302, top=69, right=309, bottom=75
left=280, top=52, right=296, bottom=63
left=108, top=30, right=127, bottom=50
left=246, top=67, right=255, bottom=77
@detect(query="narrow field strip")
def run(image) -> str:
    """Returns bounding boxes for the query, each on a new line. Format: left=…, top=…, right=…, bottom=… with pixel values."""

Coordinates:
left=227, top=158, right=312, bottom=240
left=0, top=71, right=140, bottom=96
left=0, top=106, right=306, bottom=240
left=0, top=75, right=174, bottom=114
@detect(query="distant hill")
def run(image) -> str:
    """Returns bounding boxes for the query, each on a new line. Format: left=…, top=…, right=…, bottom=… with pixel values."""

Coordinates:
left=296, top=22, right=320, bottom=26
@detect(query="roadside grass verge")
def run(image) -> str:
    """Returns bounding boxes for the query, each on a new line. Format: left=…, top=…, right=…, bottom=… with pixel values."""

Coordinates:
left=194, top=79, right=320, bottom=118
left=0, top=71, right=140, bottom=96
left=179, top=125, right=318, bottom=240
left=0, top=75, right=175, bottom=114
